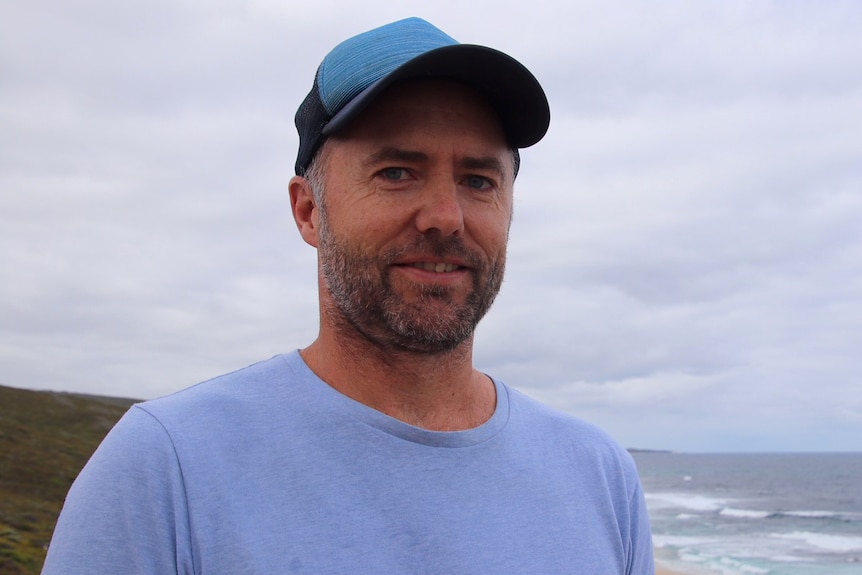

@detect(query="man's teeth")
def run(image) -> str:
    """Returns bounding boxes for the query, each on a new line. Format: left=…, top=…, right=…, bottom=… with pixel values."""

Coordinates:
left=411, top=262, right=459, bottom=273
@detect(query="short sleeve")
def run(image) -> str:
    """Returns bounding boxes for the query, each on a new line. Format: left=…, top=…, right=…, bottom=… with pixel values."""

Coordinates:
left=42, top=406, right=195, bottom=575
left=626, top=480, right=655, bottom=575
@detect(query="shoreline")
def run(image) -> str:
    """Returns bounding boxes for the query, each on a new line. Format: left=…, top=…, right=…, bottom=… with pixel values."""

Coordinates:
left=656, top=564, right=693, bottom=575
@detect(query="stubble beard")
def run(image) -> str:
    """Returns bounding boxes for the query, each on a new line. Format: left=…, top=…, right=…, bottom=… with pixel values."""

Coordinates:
left=317, top=210, right=506, bottom=355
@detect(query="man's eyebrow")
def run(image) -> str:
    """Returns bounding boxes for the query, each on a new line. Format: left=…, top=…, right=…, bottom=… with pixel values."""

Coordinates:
left=459, top=156, right=509, bottom=184
left=362, top=147, right=510, bottom=183
left=362, top=147, right=429, bottom=167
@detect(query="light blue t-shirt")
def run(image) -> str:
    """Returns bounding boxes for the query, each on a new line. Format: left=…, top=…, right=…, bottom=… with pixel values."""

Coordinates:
left=43, top=351, right=654, bottom=574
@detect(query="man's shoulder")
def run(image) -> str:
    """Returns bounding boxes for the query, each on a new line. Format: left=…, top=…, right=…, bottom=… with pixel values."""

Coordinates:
left=504, top=383, right=607, bottom=433
left=134, top=352, right=304, bottom=422
left=503, top=383, right=636, bottom=467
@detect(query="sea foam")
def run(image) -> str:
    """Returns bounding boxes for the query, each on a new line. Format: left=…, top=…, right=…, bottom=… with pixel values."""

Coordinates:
left=720, top=507, right=772, bottom=519
left=770, top=531, right=862, bottom=553
left=645, top=492, right=726, bottom=512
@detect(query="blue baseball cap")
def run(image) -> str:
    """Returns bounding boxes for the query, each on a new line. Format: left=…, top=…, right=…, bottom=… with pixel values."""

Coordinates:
left=294, top=17, right=550, bottom=175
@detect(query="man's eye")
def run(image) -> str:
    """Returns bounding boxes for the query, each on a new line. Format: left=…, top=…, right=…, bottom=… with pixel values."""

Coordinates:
left=465, top=175, right=492, bottom=190
left=380, top=167, right=408, bottom=180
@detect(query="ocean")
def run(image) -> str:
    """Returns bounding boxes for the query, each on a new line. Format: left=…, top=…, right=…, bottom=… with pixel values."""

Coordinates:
left=631, top=452, right=862, bottom=575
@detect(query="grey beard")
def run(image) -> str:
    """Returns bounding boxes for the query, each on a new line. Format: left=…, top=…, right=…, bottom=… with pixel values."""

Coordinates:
left=318, top=220, right=505, bottom=354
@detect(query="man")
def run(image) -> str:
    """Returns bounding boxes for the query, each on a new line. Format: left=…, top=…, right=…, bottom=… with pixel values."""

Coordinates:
left=43, top=18, right=654, bottom=574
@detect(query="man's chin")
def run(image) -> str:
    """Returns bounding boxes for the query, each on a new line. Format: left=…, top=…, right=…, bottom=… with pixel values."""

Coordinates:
left=380, top=307, right=477, bottom=353
left=384, top=329, right=473, bottom=355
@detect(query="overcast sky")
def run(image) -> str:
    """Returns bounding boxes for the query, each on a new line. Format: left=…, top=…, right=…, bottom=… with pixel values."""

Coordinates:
left=2, top=0, right=860, bottom=452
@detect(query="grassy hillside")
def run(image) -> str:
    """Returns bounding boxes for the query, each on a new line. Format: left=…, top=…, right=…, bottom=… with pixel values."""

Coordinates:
left=0, top=384, right=136, bottom=574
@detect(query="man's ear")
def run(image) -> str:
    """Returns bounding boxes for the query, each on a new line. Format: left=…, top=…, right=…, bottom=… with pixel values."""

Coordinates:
left=289, top=175, right=320, bottom=248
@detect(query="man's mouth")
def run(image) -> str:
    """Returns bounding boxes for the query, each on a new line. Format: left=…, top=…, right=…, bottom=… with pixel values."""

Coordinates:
left=407, top=262, right=462, bottom=273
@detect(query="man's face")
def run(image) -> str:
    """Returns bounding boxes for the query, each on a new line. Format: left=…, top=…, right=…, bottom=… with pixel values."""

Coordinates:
left=312, top=80, right=515, bottom=354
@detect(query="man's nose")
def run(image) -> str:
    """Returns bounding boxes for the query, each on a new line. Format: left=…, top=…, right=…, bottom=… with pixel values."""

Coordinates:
left=414, top=178, right=465, bottom=236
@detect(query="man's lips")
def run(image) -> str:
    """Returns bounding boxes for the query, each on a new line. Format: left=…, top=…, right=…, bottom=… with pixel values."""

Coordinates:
left=405, top=261, right=463, bottom=273
left=390, top=256, right=475, bottom=289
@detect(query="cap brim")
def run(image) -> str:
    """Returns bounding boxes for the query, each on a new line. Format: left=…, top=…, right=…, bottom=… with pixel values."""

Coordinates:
left=321, top=44, right=550, bottom=149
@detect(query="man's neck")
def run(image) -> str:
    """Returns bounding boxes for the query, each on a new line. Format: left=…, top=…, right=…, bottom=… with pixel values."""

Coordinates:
left=299, top=330, right=496, bottom=431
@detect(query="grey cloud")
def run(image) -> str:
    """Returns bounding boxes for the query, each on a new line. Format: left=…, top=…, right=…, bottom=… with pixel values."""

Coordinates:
left=2, top=0, right=860, bottom=452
